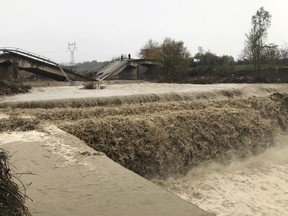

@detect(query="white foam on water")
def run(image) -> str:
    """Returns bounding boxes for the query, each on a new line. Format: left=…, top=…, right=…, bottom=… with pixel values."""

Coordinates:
left=0, top=113, right=9, bottom=119
left=159, top=135, right=288, bottom=216
left=0, top=131, right=47, bottom=144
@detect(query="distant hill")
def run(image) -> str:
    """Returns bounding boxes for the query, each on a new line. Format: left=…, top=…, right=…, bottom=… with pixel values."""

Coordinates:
left=73, top=60, right=108, bottom=76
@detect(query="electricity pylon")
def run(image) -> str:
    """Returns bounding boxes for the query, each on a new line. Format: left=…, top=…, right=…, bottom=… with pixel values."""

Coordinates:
left=67, top=42, right=77, bottom=67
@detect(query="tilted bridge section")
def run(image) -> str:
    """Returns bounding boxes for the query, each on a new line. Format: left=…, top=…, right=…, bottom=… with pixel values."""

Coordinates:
left=0, top=48, right=94, bottom=82
left=93, top=58, right=163, bottom=80
left=0, top=48, right=163, bottom=82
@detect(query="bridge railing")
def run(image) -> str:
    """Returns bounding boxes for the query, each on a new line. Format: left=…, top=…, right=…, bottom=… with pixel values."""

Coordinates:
left=0, top=47, right=58, bottom=66
left=96, top=60, right=129, bottom=80
left=0, top=47, right=75, bottom=83
left=94, top=60, right=115, bottom=75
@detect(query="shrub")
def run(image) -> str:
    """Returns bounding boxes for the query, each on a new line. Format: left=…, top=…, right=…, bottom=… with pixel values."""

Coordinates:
left=82, top=82, right=106, bottom=90
left=0, top=148, right=31, bottom=216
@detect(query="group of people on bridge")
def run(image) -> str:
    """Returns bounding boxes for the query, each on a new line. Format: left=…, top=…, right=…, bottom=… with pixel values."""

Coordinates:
left=120, top=54, right=131, bottom=61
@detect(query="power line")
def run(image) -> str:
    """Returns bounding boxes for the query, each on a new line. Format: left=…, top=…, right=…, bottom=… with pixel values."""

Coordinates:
left=67, top=42, right=77, bottom=66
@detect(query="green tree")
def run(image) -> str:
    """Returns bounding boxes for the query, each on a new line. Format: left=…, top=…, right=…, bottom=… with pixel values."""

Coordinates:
left=279, top=43, right=288, bottom=64
left=192, top=52, right=234, bottom=77
left=162, top=38, right=191, bottom=82
left=139, top=38, right=191, bottom=82
left=241, top=7, right=271, bottom=80
left=262, top=43, right=280, bottom=64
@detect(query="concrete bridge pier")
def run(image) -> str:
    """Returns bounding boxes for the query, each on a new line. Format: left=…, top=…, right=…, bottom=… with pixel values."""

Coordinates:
left=0, top=48, right=95, bottom=82
left=116, top=66, right=137, bottom=80
left=0, top=61, right=19, bottom=81
left=117, top=65, right=149, bottom=80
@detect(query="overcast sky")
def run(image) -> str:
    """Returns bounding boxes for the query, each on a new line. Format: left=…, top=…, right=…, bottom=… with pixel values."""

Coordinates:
left=1, top=0, right=288, bottom=64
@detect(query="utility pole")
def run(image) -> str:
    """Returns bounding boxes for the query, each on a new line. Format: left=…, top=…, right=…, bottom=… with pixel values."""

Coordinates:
left=67, top=42, right=77, bottom=67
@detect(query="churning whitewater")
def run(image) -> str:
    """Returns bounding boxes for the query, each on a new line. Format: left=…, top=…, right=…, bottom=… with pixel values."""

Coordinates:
left=155, top=134, right=288, bottom=216
left=1, top=83, right=288, bottom=215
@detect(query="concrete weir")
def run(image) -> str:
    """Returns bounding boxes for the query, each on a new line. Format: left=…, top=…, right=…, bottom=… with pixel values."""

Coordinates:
left=0, top=125, right=209, bottom=216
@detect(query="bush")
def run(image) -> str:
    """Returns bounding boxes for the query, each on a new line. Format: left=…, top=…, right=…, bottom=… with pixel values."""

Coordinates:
left=0, top=148, right=31, bottom=216
left=83, top=82, right=96, bottom=89
left=0, top=81, right=31, bottom=95
left=82, top=82, right=106, bottom=90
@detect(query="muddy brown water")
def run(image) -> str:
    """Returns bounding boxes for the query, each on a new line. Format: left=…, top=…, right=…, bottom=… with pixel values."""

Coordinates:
left=153, top=134, right=288, bottom=215
left=0, top=83, right=288, bottom=215
left=0, top=127, right=208, bottom=216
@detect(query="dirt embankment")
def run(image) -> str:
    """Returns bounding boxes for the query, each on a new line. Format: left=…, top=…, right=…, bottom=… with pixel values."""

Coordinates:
left=1, top=87, right=287, bottom=179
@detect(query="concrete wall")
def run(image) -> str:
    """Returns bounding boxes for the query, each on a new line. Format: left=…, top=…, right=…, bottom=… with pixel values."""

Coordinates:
left=116, top=66, right=138, bottom=80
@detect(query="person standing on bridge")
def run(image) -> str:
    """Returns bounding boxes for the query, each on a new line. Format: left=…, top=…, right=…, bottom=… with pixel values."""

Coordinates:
left=128, top=54, right=131, bottom=59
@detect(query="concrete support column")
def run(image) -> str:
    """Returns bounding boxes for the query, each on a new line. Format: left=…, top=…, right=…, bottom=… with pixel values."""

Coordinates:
left=0, top=62, right=18, bottom=81
left=136, top=66, right=140, bottom=80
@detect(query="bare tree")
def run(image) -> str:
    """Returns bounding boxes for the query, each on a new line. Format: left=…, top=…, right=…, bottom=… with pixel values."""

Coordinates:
left=138, top=39, right=161, bottom=60
left=241, top=7, right=271, bottom=80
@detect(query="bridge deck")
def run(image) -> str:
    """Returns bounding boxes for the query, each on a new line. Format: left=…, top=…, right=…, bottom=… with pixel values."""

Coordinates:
left=93, top=58, right=163, bottom=80
left=0, top=48, right=94, bottom=82
left=0, top=48, right=162, bottom=81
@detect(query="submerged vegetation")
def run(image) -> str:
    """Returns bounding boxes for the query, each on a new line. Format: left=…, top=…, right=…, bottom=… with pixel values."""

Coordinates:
left=0, top=81, right=31, bottom=96
left=0, top=149, right=31, bottom=216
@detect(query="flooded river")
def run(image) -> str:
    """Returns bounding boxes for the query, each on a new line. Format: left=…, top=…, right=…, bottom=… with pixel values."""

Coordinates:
left=1, top=83, right=288, bottom=215
left=156, top=135, right=288, bottom=215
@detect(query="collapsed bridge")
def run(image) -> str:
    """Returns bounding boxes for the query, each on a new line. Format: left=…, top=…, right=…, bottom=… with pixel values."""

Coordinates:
left=0, top=48, right=163, bottom=82
left=93, top=58, right=163, bottom=80
left=0, top=48, right=94, bottom=82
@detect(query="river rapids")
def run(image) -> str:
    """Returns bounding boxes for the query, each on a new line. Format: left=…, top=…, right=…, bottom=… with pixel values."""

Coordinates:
left=0, top=83, right=288, bottom=215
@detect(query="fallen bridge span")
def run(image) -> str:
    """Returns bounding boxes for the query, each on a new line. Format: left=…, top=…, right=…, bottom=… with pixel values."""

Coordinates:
left=0, top=48, right=95, bottom=82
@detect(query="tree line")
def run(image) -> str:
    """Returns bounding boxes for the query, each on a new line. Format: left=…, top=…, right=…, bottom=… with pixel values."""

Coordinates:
left=240, top=7, right=288, bottom=80
left=138, top=7, right=288, bottom=83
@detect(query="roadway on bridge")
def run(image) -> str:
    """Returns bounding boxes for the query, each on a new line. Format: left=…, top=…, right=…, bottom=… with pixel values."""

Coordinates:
left=0, top=48, right=94, bottom=82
